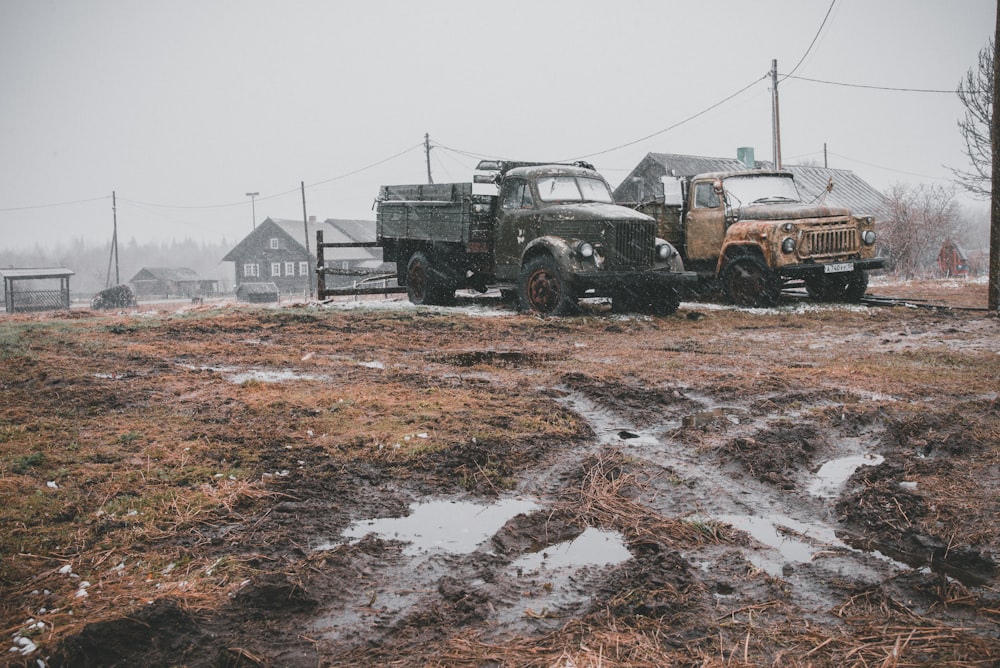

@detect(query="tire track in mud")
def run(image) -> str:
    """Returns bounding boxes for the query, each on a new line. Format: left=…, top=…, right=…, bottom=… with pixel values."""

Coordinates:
left=550, top=386, right=912, bottom=613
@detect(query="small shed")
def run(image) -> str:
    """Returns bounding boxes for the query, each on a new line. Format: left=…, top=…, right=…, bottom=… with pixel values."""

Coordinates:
left=1, top=267, right=75, bottom=313
left=235, top=281, right=280, bottom=303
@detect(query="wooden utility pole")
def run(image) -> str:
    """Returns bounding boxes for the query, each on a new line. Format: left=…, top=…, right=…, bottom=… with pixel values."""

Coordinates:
left=991, top=4, right=1000, bottom=311
left=771, top=59, right=782, bottom=170
left=106, top=191, right=120, bottom=288
left=301, top=181, right=313, bottom=299
left=425, top=133, right=434, bottom=184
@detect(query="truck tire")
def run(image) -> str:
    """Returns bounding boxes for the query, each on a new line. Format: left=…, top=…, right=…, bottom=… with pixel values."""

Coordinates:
left=406, top=251, right=455, bottom=306
left=721, top=255, right=781, bottom=307
left=519, top=255, right=576, bottom=316
left=805, top=269, right=868, bottom=303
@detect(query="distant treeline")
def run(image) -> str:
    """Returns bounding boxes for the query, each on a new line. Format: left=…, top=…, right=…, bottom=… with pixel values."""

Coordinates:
left=0, top=237, right=235, bottom=298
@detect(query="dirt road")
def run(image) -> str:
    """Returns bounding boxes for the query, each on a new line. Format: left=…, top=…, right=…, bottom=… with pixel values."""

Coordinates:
left=1, top=279, right=998, bottom=666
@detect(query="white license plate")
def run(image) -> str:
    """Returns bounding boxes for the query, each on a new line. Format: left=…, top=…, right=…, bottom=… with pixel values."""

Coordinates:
left=824, top=262, right=853, bottom=274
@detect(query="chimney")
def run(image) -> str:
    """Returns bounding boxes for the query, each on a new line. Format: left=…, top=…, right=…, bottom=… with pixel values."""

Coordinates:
left=737, top=147, right=755, bottom=169
left=308, top=215, right=317, bottom=223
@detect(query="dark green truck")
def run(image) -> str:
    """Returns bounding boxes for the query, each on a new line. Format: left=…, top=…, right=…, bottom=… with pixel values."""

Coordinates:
left=376, top=161, right=695, bottom=316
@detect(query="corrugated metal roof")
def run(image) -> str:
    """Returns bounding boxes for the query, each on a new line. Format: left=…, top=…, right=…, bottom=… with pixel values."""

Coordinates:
left=131, top=267, right=201, bottom=282
left=613, top=152, right=889, bottom=220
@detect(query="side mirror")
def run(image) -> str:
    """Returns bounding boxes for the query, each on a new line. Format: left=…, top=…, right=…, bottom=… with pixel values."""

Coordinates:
left=660, top=177, right=684, bottom=207
left=713, top=179, right=724, bottom=195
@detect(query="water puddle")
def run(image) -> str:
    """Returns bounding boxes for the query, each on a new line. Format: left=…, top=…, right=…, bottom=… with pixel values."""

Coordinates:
left=329, top=498, right=539, bottom=556
left=719, top=512, right=840, bottom=576
left=807, top=454, right=884, bottom=498
left=225, top=368, right=329, bottom=384
left=511, top=528, right=631, bottom=573
left=682, top=406, right=747, bottom=428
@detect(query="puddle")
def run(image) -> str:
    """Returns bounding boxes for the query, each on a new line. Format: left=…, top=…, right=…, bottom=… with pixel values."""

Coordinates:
left=225, top=369, right=329, bottom=384
left=807, top=454, right=884, bottom=498
left=330, top=498, right=539, bottom=556
left=511, top=528, right=632, bottom=573
left=682, top=406, right=746, bottom=428
left=719, top=513, right=840, bottom=576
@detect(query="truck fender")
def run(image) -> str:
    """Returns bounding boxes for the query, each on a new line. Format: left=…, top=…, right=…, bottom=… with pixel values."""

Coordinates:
left=520, top=236, right=584, bottom=274
left=655, top=238, right=685, bottom=273
left=716, top=242, right=769, bottom=277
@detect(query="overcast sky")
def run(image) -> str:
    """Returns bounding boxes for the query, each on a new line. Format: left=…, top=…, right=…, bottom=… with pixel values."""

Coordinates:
left=0, top=0, right=994, bottom=252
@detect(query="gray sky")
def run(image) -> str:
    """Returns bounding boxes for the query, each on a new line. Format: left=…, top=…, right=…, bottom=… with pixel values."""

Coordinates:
left=0, top=0, right=994, bottom=251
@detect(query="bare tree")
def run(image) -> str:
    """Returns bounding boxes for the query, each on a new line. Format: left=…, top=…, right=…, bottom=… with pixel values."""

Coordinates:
left=953, top=39, right=994, bottom=199
left=881, top=183, right=963, bottom=278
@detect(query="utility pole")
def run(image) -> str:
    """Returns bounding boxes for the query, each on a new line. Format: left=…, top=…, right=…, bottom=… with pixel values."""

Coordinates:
left=301, top=181, right=313, bottom=299
left=106, top=191, right=120, bottom=288
left=824, top=143, right=828, bottom=169
left=771, top=59, right=782, bottom=170
left=246, top=191, right=259, bottom=230
left=990, top=5, right=999, bottom=311
left=425, top=133, right=434, bottom=184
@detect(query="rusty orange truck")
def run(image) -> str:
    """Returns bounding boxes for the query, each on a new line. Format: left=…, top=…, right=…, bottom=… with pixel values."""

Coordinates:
left=623, top=168, right=884, bottom=306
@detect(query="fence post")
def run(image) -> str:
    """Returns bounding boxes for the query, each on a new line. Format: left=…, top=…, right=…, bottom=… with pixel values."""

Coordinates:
left=316, top=230, right=325, bottom=299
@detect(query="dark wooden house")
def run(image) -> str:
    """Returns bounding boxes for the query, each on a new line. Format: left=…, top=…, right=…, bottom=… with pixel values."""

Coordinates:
left=222, top=217, right=384, bottom=298
left=1, top=267, right=74, bottom=313
left=129, top=267, right=219, bottom=299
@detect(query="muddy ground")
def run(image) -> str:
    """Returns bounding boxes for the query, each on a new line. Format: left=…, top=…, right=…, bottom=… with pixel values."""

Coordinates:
left=1, top=278, right=998, bottom=667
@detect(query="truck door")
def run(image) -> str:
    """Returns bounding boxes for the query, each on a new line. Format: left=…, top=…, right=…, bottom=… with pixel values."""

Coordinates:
left=685, top=180, right=726, bottom=262
left=494, top=178, right=536, bottom=280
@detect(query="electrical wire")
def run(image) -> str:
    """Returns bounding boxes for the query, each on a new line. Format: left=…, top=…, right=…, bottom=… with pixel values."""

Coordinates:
left=783, top=0, right=837, bottom=80
left=0, top=195, right=110, bottom=213
left=781, top=74, right=955, bottom=94
left=564, top=74, right=770, bottom=161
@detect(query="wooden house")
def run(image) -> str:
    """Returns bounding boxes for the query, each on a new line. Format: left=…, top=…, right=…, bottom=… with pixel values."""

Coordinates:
left=223, top=217, right=385, bottom=298
left=129, top=267, right=219, bottom=299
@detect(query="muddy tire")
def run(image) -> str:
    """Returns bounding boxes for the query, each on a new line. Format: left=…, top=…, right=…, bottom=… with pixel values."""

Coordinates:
left=406, top=252, right=455, bottom=306
left=519, top=255, right=576, bottom=316
left=721, top=255, right=781, bottom=307
left=805, top=269, right=869, bottom=303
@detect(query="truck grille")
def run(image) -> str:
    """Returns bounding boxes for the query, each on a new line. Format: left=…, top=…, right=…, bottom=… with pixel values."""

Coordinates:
left=802, top=226, right=859, bottom=258
left=608, top=222, right=654, bottom=269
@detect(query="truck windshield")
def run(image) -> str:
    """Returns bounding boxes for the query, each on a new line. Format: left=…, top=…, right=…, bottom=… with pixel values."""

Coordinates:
left=536, top=176, right=614, bottom=203
left=723, top=174, right=800, bottom=206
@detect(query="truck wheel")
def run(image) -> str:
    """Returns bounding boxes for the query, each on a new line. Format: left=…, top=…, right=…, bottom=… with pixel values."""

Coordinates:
left=806, top=269, right=868, bottom=303
left=519, top=255, right=576, bottom=316
left=721, top=255, right=781, bottom=307
left=406, top=251, right=454, bottom=306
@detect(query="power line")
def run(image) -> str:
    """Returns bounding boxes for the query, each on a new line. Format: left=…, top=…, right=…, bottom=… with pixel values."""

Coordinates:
left=565, top=75, right=770, bottom=161
left=783, top=0, right=837, bottom=80
left=782, top=74, right=955, bottom=94
left=0, top=195, right=110, bottom=213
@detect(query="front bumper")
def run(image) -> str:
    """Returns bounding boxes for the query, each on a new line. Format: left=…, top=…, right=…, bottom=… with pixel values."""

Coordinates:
left=572, top=267, right=698, bottom=295
left=779, top=257, right=885, bottom=278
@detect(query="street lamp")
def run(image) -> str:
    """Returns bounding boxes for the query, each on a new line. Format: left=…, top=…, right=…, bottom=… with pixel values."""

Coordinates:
left=245, top=192, right=259, bottom=230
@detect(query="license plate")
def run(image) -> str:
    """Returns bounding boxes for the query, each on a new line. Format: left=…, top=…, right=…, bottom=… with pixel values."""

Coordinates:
left=824, top=262, right=853, bottom=274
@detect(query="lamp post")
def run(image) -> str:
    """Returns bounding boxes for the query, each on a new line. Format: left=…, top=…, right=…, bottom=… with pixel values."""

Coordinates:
left=245, top=191, right=259, bottom=230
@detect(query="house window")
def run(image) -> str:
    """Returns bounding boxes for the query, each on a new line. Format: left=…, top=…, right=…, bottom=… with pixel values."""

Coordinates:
left=285, top=262, right=295, bottom=276
left=299, top=262, right=309, bottom=276
left=243, top=263, right=259, bottom=277
left=271, top=263, right=281, bottom=277
left=270, top=238, right=279, bottom=249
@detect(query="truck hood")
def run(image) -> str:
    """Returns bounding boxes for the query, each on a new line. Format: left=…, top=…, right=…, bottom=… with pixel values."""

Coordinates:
left=735, top=202, right=851, bottom=221
left=540, top=202, right=653, bottom=222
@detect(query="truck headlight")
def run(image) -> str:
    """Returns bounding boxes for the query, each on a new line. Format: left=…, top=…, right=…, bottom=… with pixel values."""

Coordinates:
left=862, top=230, right=876, bottom=245
left=656, top=243, right=674, bottom=260
left=781, top=237, right=796, bottom=254
left=576, top=241, right=595, bottom=259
